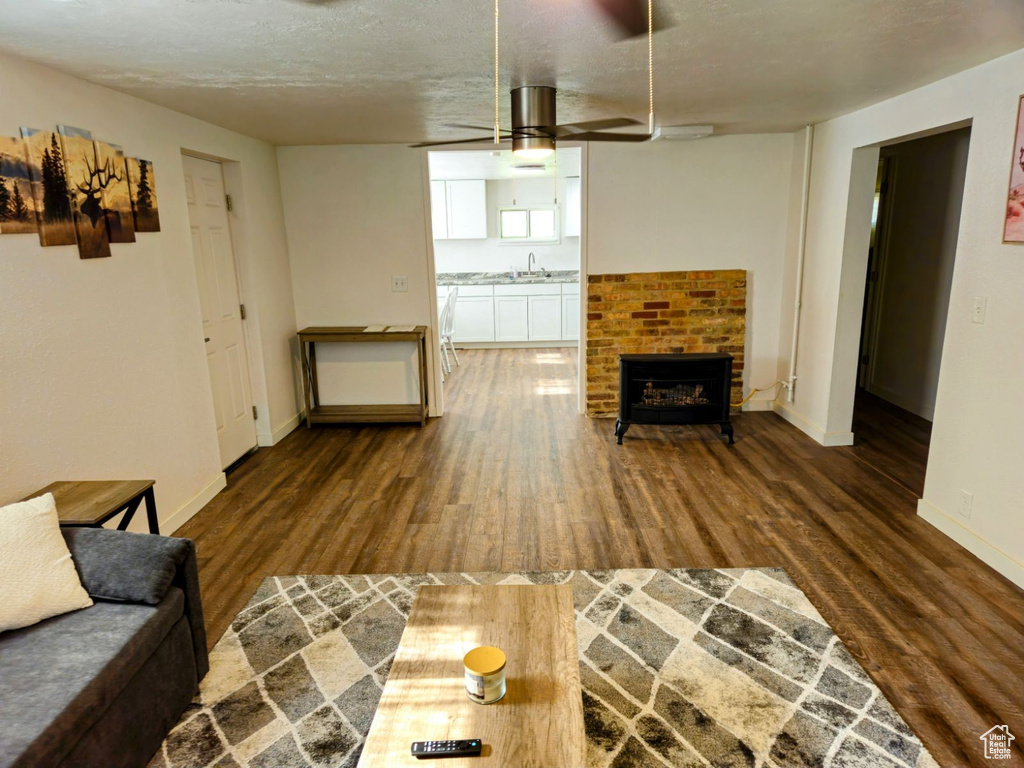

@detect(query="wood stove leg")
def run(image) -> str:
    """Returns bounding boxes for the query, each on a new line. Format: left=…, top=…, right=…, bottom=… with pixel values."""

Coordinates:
left=615, top=419, right=630, bottom=445
left=721, top=422, right=734, bottom=445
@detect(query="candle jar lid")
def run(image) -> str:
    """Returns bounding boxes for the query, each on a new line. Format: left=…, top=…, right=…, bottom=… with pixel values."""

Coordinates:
left=463, top=646, right=506, bottom=676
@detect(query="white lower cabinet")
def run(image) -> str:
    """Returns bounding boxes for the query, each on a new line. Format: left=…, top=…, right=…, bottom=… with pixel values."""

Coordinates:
left=494, top=296, right=530, bottom=341
left=562, top=295, right=580, bottom=341
left=439, top=280, right=580, bottom=343
left=453, top=297, right=495, bottom=342
left=528, top=295, right=562, bottom=341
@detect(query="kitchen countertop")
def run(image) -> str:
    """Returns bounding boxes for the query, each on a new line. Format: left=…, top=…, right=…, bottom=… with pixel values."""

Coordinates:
left=436, top=270, right=579, bottom=286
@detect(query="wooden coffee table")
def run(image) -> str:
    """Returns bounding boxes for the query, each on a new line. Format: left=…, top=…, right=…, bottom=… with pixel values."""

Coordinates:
left=358, top=584, right=585, bottom=767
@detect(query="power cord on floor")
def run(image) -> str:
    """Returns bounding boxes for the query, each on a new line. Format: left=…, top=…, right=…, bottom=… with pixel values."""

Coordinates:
left=731, top=380, right=786, bottom=408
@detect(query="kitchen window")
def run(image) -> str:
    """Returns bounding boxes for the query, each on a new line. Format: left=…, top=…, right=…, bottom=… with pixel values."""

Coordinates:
left=499, top=206, right=559, bottom=243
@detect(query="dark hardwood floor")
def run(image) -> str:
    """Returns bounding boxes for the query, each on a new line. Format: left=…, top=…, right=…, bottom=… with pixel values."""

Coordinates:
left=179, top=348, right=1024, bottom=768
left=843, top=388, right=933, bottom=497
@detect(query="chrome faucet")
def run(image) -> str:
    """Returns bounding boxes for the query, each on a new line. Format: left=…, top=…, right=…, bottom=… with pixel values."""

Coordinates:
left=527, top=252, right=536, bottom=276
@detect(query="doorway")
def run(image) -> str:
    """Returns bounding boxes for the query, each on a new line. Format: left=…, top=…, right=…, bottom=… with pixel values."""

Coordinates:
left=182, top=154, right=258, bottom=469
left=850, top=127, right=971, bottom=494
left=425, top=147, right=583, bottom=416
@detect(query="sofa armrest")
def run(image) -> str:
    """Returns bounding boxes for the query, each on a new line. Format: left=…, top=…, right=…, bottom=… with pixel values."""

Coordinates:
left=61, top=528, right=210, bottom=680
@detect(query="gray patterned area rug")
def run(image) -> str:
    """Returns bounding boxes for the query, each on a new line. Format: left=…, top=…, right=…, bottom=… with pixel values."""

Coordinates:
left=150, top=569, right=938, bottom=768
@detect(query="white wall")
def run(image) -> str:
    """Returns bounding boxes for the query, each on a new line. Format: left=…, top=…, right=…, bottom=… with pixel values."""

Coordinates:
left=0, top=53, right=299, bottom=532
left=868, top=128, right=970, bottom=420
left=587, top=136, right=796, bottom=408
left=277, top=145, right=436, bottom=407
left=776, top=48, right=1024, bottom=587
left=432, top=177, right=580, bottom=274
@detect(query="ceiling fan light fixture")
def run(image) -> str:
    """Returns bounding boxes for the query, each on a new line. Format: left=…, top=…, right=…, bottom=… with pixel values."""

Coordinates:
left=513, top=141, right=555, bottom=160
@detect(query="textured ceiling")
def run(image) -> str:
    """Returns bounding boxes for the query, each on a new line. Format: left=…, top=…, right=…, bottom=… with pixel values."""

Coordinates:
left=2, top=0, right=1024, bottom=146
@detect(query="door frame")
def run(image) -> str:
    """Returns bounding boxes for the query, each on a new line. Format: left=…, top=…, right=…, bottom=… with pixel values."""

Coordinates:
left=417, top=142, right=589, bottom=416
left=180, top=149, right=262, bottom=459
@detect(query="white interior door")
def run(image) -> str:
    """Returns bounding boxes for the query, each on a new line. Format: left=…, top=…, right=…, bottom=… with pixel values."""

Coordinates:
left=183, top=155, right=257, bottom=469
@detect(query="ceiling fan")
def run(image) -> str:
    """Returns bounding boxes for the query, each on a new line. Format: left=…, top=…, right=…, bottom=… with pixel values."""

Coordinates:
left=412, top=0, right=663, bottom=157
left=411, top=85, right=650, bottom=157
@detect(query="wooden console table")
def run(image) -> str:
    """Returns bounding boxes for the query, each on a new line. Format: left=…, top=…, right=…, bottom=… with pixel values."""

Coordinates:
left=298, top=326, right=429, bottom=427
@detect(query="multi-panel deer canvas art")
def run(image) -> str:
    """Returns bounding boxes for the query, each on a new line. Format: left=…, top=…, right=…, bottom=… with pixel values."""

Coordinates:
left=125, top=157, right=160, bottom=233
left=6, top=125, right=160, bottom=258
left=0, top=136, right=39, bottom=235
left=95, top=142, right=136, bottom=243
left=58, top=125, right=112, bottom=259
left=20, top=127, right=76, bottom=246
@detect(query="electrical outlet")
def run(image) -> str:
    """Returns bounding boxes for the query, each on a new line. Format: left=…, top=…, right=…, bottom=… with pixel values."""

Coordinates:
left=972, top=297, right=987, bottom=324
left=958, top=489, right=973, bottom=519
left=391, top=275, right=408, bottom=293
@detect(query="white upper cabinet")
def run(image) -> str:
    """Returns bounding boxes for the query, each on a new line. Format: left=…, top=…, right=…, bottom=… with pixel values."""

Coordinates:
left=444, top=179, right=487, bottom=239
left=430, top=180, right=449, bottom=240
left=564, top=176, right=581, bottom=237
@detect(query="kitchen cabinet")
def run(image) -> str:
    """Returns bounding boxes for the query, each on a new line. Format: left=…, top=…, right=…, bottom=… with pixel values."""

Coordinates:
left=430, top=180, right=449, bottom=239
left=528, top=295, right=562, bottom=341
left=437, top=279, right=580, bottom=344
left=564, top=176, right=581, bottom=238
left=432, top=179, right=487, bottom=240
left=447, top=179, right=487, bottom=238
left=494, top=296, right=530, bottom=341
left=453, top=297, right=495, bottom=342
left=562, top=295, right=580, bottom=341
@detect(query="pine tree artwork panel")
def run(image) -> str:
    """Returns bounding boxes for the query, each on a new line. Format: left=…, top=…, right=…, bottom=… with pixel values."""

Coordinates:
left=58, top=125, right=111, bottom=259
left=94, top=141, right=136, bottom=244
left=20, top=127, right=77, bottom=246
left=0, top=136, right=39, bottom=235
left=126, top=156, right=160, bottom=232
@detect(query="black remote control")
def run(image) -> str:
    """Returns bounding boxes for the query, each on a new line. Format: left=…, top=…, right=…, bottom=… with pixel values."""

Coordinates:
left=411, top=739, right=483, bottom=759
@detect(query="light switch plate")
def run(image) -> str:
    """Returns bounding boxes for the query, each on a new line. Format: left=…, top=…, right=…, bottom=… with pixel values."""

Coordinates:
left=391, top=275, right=409, bottom=293
left=972, top=297, right=987, bottom=324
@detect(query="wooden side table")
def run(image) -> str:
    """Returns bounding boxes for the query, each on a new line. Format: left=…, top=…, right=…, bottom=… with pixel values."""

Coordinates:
left=24, top=480, right=159, bottom=534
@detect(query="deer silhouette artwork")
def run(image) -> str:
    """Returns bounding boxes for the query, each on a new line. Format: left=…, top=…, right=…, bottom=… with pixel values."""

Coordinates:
left=75, top=150, right=122, bottom=231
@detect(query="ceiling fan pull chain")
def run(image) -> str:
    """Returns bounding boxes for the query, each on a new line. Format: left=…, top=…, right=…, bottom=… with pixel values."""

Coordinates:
left=648, top=0, right=655, bottom=134
left=494, top=0, right=501, bottom=144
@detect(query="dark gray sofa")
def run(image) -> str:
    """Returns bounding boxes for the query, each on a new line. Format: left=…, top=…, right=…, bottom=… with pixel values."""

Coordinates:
left=0, top=529, right=208, bottom=768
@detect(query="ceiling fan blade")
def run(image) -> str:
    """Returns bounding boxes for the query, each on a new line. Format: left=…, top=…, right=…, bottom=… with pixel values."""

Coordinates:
left=590, top=0, right=671, bottom=39
left=409, top=137, right=509, bottom=148
left=565, top=131, right=652, bottom=142
left=551, top=117, right=642, bottom=136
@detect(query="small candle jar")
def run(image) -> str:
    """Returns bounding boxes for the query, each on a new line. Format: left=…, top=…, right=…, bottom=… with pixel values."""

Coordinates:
left=463, top=646, right=506, bottom=704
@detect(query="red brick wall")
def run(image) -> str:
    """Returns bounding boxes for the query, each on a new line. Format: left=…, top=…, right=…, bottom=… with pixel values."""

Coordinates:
left=585, top=270, right=746, bottom=417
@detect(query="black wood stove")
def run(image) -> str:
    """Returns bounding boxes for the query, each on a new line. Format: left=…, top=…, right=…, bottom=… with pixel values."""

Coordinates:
left=615, top=353, right=734, bottom=444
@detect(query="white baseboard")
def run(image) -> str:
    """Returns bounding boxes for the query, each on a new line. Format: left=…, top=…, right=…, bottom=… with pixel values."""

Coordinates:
left=742, top=398, right=774, bottom=412
left=917, top=498, right=1024, bottom=589
left=770, top=400, right=854, bottom=446
left=163, top=473, right=227, bottom=535
left=258, top=412, right=301, bottom=447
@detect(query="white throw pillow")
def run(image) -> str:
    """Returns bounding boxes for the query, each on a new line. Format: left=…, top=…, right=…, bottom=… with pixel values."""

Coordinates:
left=0, top=493, right=93, bottom=632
